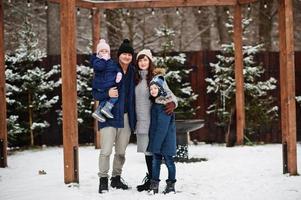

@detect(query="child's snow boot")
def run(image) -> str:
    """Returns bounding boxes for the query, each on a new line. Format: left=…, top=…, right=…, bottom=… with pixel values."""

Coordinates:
left=101, top=102, right=114, bottom=118
left=149, top=180, right=159, bottom=194
left=92, top=107, right=106, bottom=122
left=163, top=179, right=176, bottom=194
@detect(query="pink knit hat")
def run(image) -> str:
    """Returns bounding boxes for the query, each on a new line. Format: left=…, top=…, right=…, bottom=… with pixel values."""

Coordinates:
left=96, top=39, right=110, bottom=54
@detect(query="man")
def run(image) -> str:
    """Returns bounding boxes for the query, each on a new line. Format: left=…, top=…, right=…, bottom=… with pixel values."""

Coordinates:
left=91, top=39, right=136, bottom=193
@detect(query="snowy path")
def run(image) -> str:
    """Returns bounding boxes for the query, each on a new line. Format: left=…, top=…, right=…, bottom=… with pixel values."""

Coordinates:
left=1, top=144, right=301, bottom=200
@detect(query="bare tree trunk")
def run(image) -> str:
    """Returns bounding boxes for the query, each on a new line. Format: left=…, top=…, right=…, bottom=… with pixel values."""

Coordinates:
left=225, top=107, right=237, bottom=147
left=293, top=0, right=301, bottom=51
left=106, top=10, right=123, bottom=52
left=28, top=92, right=34, bottom=146
left=258, top=1, right=273, bottom=51
left=125, top=14, right=135, bottom=46
left=47, top=3, right=60, bottom=55
left=193, top=7, right=211, bottom=50
left=215, top=7, right=230, bottom=45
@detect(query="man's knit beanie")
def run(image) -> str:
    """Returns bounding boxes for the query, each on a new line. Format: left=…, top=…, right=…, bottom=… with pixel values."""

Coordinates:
left=117, top=39, right=134, bottom=57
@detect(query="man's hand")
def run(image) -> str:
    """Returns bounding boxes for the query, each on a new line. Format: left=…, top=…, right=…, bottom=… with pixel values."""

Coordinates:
left=108, top=87, right=118, bottom=98
left=165, top=102, right=176, bottom=115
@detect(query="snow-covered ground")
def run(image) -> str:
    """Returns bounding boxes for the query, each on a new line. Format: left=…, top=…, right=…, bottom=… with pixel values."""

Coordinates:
left=1, top=143, right=301, bottom=200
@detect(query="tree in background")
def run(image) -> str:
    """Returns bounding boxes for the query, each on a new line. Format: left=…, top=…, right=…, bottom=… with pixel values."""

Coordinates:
left=5, top=18, right=60, bottom=146
left=154, top=26, right=198, bottom=119
left=205, top=13, right=278, bottom=145
left=76, top=64, right=94, bottom=129
left=56, top=64, right=94, bottom=133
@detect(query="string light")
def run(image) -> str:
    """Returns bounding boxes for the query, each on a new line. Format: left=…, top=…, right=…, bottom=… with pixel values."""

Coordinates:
left=44, top=1, right=48, bottom=10
left=126, top=9, right=130, bottom=16
left=226, top=9, right=230, bottom=15
left=77, top=8, right=80, bottom=16
left=264, top=2, right=268, bottom=9
left=176, top=8, right=179, bottom=15
left=27, top=0, right=31, bottom=7
left=89, top=9, right=93, bottom=19
left=8, top=0, right=12, bottom=4
left=198, top=7, right=201, bottom=14
left=103, top=11, right=107, bottom=18
left=247, top=4, right=251, bottom=11
left=151, top=8, right=155, bottom=15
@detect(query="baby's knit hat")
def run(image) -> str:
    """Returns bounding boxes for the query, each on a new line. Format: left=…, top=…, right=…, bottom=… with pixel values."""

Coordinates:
left=96, top=39, right=110, bottom=54
left=117, top=39, right=134, bottom=57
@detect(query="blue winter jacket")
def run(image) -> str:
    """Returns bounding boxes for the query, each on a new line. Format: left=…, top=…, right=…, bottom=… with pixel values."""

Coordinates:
left=90, top=53, right=121, bottom=90
left=147, top=103, right=176, bottom=156
left=91, top=59, right=137, bottom=132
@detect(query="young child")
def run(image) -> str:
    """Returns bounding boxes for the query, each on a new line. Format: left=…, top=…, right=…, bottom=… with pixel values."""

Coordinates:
left=147, top=68, right=177, bottom=194
left=91, top=39, right=122, bottom=122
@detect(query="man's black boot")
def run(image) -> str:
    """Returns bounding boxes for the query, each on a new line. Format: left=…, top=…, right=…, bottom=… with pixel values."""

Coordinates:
left=110, top=175, right=129, bottom=190
left=98, top=177, right=108, bottom=193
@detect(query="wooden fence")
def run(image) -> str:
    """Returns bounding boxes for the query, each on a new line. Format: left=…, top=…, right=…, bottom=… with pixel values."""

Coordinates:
left=32, top=51, right=301, bottom=145
left=187, top=51, right=301, bottom=143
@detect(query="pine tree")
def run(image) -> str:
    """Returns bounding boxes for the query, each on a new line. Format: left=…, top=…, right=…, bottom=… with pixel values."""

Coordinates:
left=76, top=64, right=94, bottom=128
left=205, top=13, right=278, bottom=143
left=5, top=18, right=60, bottom=146
left=154, top=26, right=198, bottom=118
left=57, top=64, right=94, bottom=131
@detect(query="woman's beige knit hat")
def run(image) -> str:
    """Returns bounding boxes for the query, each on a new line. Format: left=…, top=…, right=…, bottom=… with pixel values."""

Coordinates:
left=136, top=49, right=154, bottom=62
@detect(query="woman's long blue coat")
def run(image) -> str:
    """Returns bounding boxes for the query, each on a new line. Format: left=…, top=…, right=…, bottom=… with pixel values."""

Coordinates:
left=147, top=103, right=176, bottom=156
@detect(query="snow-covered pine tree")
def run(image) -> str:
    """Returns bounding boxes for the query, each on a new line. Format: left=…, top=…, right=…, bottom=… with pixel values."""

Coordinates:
left=76, top=64, right=94, bottom=129
left=205, top=13, right=278, bottom=143
left=154, top=26, right=198, bottom=118
left=5, top=18, right=60, bottom=146
left=56, top=64, right=94, bottom=131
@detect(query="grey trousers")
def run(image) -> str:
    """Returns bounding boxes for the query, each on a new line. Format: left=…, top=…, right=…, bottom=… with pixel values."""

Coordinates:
left=98, top=114, right=131, bottom=178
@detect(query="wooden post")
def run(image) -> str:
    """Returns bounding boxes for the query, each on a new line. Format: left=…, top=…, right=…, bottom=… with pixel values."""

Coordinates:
left=60, top=0, right=79, bottom=183
left=0, top=0, right=7, bottom=168
left=278, top=0, right=297, bottom=175
left=92, top=8, right=101, bottom=149
left=233, top=4, right=245, bottom=145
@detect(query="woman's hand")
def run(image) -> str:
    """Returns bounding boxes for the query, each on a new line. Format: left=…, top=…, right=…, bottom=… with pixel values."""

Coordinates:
left=108, top=87, right=118, bottom=98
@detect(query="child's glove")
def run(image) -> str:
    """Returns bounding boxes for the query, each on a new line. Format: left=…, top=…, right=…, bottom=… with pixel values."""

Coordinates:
left=115, top=72, right=123, bottom=83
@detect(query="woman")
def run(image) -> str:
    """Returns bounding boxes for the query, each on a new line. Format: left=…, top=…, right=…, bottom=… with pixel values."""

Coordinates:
left=135, top=49, right=177, bottom=192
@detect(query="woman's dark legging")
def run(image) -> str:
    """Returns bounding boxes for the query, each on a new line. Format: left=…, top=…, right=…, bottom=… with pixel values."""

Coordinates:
left=145, top=155, right=153, bottom=177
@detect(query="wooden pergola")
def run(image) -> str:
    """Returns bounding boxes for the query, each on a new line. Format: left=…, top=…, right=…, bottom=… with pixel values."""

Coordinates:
left=0, top=0, right=297, bottom=183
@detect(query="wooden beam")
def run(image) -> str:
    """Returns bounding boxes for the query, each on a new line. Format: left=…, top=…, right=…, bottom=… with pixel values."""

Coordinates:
left=0, top=0, right=7, bottom=168
left=237, top=0, right=258, bottom=4
left=50, top=0, right=238, bottom=9
left=60, top=0, right=79, bottom=183
left=279, top=0, right=297, bottom=175
left=92, top=9, right=101, bottom=149
left=233, top=4, right=245, bottom=145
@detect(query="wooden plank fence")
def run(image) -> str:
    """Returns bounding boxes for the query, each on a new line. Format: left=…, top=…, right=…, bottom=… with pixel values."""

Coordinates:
left=8, top=51, right=301, bottom=146
left=188, top=51, right=301, bottom=143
